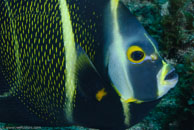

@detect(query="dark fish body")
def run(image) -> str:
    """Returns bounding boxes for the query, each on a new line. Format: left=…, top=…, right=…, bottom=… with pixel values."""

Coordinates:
left=0, top=0, right=178, bottom=129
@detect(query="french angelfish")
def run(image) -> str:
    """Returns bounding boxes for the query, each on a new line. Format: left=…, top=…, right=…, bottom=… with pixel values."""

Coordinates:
left=0, top=0, right=178, bottom=129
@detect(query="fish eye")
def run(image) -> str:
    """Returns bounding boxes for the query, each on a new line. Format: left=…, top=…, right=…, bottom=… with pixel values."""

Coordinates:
left=127, top=46, right=145, bottom=63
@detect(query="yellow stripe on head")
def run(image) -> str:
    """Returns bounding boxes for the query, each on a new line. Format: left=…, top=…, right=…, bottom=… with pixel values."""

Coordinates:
left=59, top=0, right=77, bottom=123
left=159, top=64, right=172, bottom=85
left=111, top=0, right=119, bottom=11
left=144, top=33, right=159, bottom=54
left=110, top=0, right=132, bottom=126
left=110, top=0, right=133, bottom=96
left=144, top=33, right=168, bottom=64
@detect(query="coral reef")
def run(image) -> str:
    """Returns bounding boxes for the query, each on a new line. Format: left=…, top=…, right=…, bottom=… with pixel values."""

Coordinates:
left=125, top=0, right=194, bottom=129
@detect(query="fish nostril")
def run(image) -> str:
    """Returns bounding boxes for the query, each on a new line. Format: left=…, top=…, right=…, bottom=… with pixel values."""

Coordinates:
left=164, top=69, right=178, bottom=80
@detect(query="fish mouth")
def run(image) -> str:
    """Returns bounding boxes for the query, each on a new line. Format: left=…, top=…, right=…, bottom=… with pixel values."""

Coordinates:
left=158, top=64, right=179, bottom=85
left=164, top=68, right=178, bottom=81
left=156, top=64, right=178, bottom=98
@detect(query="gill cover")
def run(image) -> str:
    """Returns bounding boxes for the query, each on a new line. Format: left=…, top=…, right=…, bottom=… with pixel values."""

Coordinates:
left=104, top=1, right=178, bottom=103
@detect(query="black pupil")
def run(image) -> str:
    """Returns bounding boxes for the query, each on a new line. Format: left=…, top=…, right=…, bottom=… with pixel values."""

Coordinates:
left=131, top=51, right=144, bottom=61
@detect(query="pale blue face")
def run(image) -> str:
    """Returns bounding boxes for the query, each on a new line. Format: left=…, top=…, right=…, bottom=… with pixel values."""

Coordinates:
left=105, top=2, right=178, bottom=103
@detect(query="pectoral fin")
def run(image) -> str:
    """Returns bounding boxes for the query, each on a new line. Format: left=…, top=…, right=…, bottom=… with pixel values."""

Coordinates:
left=75, top=49, right=106, bottom=101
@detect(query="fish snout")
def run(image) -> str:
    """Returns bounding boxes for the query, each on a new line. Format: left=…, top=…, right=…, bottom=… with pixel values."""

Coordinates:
left=157, top=64, right=178, bottom=98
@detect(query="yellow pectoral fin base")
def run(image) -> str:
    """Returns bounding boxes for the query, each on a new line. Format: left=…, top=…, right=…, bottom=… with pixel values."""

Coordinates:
left=96, top=88, right=107, bottom=102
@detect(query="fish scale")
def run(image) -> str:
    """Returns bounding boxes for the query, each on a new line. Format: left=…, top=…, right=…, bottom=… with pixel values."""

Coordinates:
left=66, top=0, right=99, bottom=61
left=0, top=0, right=66, bottom=124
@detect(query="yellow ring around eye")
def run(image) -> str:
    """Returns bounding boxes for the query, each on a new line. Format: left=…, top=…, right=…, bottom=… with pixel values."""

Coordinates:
left=127, top=46, right=146, bottom=63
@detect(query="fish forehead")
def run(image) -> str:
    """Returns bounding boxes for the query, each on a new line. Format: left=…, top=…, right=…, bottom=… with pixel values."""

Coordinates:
left=105, top=2, right=157, bottom=56
left=118, top=9, right=157, bottom=55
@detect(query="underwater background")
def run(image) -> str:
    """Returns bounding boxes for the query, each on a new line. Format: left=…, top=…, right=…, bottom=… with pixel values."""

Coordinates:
left=0, top=0, right=193, bottom=129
